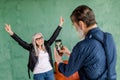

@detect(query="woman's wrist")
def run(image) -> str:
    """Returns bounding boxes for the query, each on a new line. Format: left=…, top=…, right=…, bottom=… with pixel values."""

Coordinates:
left=9, top=31, right=14, bottom=35
left=59, top=24, right=62, bottom=27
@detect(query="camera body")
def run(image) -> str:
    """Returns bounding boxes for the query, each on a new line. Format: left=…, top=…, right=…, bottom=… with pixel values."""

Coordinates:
left=55, top=39, right=64, bottom=56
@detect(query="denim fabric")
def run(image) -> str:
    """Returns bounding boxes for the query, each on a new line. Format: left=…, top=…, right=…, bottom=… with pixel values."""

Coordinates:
left=33, top=70, right=55, bottom=80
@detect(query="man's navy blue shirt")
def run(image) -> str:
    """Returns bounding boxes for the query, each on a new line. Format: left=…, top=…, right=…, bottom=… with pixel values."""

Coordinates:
left=58, top=27, right=116, bottom=80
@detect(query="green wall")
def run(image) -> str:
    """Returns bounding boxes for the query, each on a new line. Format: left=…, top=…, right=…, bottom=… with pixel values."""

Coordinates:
left=0, top=0, right=120, bottom=80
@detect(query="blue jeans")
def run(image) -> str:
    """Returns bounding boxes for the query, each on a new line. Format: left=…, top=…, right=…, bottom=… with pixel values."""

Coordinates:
left=33, top=70, right=55, bottom=80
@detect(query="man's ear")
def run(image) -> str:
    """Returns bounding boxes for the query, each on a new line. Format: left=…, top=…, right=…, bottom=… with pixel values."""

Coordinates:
left=78, top=21, right=84, bottom=30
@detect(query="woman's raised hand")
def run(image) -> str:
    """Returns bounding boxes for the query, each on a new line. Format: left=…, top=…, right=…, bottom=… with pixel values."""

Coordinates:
left=5, top=24, right=14, bottom=35
left=59, top=16, right=64, bottom=27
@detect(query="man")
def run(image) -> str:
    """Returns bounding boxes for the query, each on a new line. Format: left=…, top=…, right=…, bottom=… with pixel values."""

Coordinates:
left=54, top=5, right=116, bottom=80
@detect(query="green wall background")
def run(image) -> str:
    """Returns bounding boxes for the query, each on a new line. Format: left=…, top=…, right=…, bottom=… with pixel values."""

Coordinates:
left=0, top=0, right=120, bottom=80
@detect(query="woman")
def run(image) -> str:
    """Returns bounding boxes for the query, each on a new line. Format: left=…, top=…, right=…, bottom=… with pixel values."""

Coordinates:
left=5, top=17, right=64, bottom=80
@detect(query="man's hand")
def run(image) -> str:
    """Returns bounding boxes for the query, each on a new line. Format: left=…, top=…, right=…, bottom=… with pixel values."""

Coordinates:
left=54, top=48, right=63, bottom=65
left=59, top=46, right=71, bottom=57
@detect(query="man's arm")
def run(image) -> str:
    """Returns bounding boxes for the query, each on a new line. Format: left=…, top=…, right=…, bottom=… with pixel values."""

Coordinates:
left=58, top=43, right=85, bottom=77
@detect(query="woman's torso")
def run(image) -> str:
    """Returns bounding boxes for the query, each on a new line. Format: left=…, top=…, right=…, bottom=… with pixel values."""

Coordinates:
left=33, top=49, right=52, bottom=74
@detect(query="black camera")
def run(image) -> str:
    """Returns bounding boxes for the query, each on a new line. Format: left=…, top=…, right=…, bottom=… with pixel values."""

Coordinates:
left=55, top=39, right=64, bottom=56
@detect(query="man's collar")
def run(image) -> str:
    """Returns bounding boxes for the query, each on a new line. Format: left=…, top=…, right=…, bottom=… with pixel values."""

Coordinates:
left=86, top=27, right=99, bottom=39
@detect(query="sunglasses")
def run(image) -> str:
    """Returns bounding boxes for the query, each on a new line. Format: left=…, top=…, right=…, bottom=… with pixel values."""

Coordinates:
left=36, top=36, right=43, bottom=40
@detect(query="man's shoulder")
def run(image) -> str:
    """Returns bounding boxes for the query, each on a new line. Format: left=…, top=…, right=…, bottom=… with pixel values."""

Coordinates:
left=76, top=38, right=99, bottom=47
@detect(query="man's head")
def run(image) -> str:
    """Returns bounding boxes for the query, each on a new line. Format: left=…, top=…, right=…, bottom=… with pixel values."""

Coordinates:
left=70, top=5, right=97, bottom=39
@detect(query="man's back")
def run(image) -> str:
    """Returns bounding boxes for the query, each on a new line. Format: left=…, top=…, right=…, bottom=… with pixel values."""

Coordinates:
left=78, top=34, right=106, bottom=79
left=79, top=27, right=116, bottom=80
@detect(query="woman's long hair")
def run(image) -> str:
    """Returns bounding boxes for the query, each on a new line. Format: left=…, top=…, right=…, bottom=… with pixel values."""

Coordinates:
left=32, top=33, right=46, bottom=56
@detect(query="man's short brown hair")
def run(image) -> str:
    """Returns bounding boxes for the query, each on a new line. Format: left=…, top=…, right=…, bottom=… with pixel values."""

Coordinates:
left=71, top=5, right=97, bottom=27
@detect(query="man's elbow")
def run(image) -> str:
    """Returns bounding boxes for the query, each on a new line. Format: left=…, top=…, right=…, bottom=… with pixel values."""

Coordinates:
left=62, top=72, right=72, bottom=77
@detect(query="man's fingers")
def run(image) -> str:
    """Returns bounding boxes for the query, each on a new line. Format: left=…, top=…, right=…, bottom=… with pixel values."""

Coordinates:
left=59, top=50, right=64, bottom=53
left=54, top=48, right=57, bottom=57
left=54, top=48, right=59, bottom=60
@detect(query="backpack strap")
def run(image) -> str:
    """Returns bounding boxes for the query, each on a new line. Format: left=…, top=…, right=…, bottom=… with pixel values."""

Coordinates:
left=92, top=32, right=110, bottom=80
left=103, top=33, right=110, bottom=80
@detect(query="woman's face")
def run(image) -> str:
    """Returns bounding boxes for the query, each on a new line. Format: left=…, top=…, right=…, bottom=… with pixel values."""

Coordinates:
left=35, top=34, right=44, bottom=47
